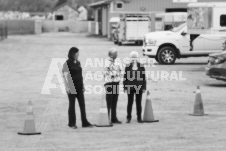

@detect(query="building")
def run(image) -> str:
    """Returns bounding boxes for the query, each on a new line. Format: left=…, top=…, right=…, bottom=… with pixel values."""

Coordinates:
left=53, top=2, right=79, bottom=20
left=78, top=6, right=88, bottom=20
left=90, top=0, right=226, bottom=38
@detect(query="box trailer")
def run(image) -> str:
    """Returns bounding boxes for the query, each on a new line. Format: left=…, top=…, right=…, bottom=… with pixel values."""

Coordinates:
left=187, top=2, right=226, bottom=34
left=115, top=14, right=151, bottom=45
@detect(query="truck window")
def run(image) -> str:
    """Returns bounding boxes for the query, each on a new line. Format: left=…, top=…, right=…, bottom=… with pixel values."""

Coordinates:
left=220, top=15, right=226, bottom=27
left=171, top=23, right=186, bottom=32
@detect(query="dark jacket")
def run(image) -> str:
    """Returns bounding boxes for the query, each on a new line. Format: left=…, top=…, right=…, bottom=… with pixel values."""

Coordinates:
left=123, top=62, right=146, bottom=91
left=62, top=60, right=84, bottom=93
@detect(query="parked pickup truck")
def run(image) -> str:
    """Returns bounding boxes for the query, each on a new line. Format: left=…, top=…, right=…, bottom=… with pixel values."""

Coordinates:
left=142, top=23, right=226, bottom=64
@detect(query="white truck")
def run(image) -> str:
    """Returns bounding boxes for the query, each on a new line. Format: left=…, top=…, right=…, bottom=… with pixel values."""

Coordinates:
left=143, top=3, right=226, bottom=64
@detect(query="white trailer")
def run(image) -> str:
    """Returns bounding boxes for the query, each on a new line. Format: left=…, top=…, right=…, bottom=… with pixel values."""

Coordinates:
left=116, top=14, right=150, bottom=45
left=187, top=2, right=226, bottom=53
left=187, top=2, right=226, bottom=34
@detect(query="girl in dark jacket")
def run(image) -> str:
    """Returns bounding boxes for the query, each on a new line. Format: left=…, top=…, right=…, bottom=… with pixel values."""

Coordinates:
left=62, top=47, right=93, bottom=129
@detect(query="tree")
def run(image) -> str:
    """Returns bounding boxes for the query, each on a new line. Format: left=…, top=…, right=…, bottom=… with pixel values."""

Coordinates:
left=0, top=0, right=102, bottom=12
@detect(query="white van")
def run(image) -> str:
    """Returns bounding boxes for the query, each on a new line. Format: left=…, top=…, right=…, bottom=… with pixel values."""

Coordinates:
left=142, top=23, right=226, bottom=64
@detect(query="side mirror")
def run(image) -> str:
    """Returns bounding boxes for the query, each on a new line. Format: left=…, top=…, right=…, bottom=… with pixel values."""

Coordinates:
left=181, top=32, right=187, bottom=36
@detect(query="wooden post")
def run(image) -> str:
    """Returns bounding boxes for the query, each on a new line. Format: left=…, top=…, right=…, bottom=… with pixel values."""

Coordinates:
left=0, top=25, right=2, bottom=41
left=6, top=21, right=8, bottom=38
left=151, top=13, right=156, bottom=32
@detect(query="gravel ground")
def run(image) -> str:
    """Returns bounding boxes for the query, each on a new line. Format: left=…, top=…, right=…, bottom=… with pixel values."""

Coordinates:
left=0, top=33, right=226, bottom=151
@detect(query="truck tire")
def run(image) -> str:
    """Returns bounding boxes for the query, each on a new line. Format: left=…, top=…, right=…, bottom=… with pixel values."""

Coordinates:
left=114, top=41, right=118, bottom=44
left=157, top=47, right=177, bottom=64
left=118, top=41, right=122, bottom=46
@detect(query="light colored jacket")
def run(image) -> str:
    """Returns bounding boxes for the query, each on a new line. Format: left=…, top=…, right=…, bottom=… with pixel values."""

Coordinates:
left=103, top=57, right=122, bottom=83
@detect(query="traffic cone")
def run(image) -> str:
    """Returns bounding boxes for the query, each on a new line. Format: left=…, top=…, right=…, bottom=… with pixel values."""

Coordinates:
left=190, top=86, right=207, bottom=116
left=18, top=100, right=41, bottom=135
left=95, top=93, right=113, bottom=127
left=143, top=91, right=159, bottom=123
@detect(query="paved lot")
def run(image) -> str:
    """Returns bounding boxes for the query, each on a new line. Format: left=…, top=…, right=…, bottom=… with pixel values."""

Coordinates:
left=0, top=33, right=226, bottom=151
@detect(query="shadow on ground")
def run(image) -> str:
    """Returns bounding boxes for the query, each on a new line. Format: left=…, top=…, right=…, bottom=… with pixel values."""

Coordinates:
left=204, top=83, right=226, bottom=87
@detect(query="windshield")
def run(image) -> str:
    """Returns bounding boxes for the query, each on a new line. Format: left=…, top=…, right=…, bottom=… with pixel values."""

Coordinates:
left=171, top=23, right=187, bottom=32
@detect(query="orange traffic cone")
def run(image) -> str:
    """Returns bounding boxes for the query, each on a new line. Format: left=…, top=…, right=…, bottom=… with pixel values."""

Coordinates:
left=95, top=93, right=113, bottom=127
left=190, top=86, right=207, bottom=116
left=143, top=91, right=159, bottom=123
left=18, top=100, right=41, bottom=135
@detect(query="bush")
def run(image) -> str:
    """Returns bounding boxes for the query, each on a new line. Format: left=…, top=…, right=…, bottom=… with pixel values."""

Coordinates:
left=58, top=27, right=69, bottom=32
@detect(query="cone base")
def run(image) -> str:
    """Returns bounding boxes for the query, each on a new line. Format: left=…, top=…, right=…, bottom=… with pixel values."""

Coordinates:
left=189, top=114, right=208, bottom=116
left=18, top=132, right=41, bottom=135
left=143, top=120, right=159, bottom=123
left=94, top=124, right=113, bottom=127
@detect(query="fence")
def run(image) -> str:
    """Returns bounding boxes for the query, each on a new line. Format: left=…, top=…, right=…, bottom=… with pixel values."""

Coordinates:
left=0, top=21, right=8, bottom=41
left=42, top=20, right=89, bottom=33
left=0, top=20, right=91, bottom=36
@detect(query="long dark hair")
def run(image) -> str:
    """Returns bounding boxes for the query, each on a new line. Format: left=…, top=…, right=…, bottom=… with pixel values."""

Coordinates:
left=68, top=47, right=79, bottom=62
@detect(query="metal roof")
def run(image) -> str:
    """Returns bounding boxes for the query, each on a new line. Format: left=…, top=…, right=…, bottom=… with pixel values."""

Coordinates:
left=53, top=2, right=78, bottom=12
left=89, top=0, right=114, bottom=7
left=188, top=2, right=226, bottom=7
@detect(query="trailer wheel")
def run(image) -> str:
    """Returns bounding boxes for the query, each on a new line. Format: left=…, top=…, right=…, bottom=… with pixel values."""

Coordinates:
left=157, top=47, right=176, bottom=64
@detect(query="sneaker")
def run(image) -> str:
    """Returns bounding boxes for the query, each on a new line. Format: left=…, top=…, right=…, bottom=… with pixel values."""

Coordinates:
left=112, top=120, right=122, bottom=124
left=82, top=123, right=94, bottom=128
left=126, top=119, right=131, bottom=123
left=69, top=125, right=77, bottom=129
left=137, top=119, right=143, bottom=123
